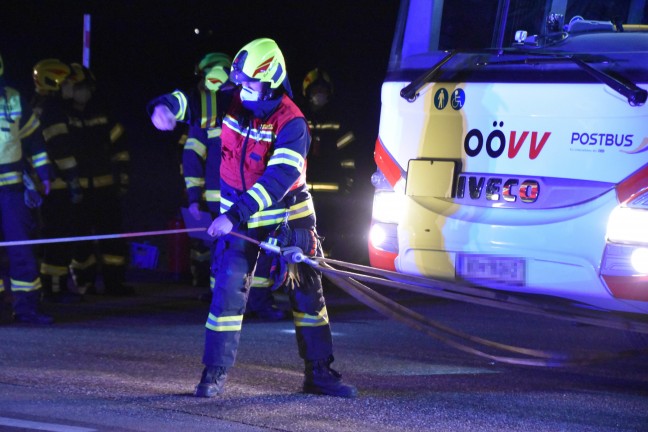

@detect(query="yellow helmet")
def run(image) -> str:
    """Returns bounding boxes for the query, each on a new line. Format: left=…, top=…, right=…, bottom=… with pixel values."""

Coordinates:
left=33, top=59, right=71, bottom=94
left=302, top=68, right=333, bottom=97
left=230, top=38, right=286, bottom=90
left=197, top=52, right=231, bottom=92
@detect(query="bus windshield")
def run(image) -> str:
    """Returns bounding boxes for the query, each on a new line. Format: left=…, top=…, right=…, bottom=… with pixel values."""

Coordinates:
left=390, top=0, right=648, bottom=73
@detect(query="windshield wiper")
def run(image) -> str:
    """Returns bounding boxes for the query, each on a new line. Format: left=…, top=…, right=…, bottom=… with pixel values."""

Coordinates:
left=400, top=50, right=457, bottom=102
left=477, top=54, right=647, bottom=107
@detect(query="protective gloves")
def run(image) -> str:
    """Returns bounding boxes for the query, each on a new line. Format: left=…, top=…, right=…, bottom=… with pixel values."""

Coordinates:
left=151, top=105, right=177, bottom=131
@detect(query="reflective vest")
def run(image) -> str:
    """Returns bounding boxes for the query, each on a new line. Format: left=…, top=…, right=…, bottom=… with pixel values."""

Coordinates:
left=0, top=87, right=24, bottom=187
left=220, top=94, right=307, bottom=191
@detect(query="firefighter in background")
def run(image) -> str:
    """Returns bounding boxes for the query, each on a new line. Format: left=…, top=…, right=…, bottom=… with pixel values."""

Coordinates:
left=35, top=62, right=132, bottom=297
left=58, top=64, right=132, bottom=296
left=0, top=52, right=54, bottom=324
left=151, top=52, right=286, bottom=321
left=32, top=59, right=83, bottom=302
left=182, top=53, right=231, bottom=290
left=151, top=38, right=357, bottom=398
left=300, top=68, right=356, bottom=259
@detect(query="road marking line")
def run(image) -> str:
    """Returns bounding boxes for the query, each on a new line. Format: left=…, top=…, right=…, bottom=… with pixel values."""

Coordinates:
left=0, top=416, right=97, bottom=432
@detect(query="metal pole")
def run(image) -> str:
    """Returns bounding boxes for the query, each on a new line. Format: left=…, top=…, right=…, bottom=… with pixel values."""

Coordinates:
left=83, top=14, right=91, bottom=68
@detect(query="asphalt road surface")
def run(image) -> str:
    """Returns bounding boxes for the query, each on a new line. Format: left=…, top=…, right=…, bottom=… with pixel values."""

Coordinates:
left=1, top=270, right=647, bottom=432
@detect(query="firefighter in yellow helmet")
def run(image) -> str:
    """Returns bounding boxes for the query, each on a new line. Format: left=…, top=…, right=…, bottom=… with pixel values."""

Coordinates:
left=57, top=63, right=132, bottom=296
left=31, top=59, right=83, bottom=302
left=180, top=53, right=233, bottom=290
left=151, top=52, right=287, bottom=321
left=0, top=52, right=54, bottom=324
left=151, top=38, right=357, bottom=398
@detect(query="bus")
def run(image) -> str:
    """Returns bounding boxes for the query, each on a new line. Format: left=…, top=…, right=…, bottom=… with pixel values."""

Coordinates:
left=368, top=0, right=648, bottom=315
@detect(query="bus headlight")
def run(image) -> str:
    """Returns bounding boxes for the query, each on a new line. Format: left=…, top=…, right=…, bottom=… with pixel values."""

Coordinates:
left=369, top=222, right=398, bottom=253
left=606, top=207, right=648, bottom=245
left=372, top=190, right=404, bottom=224
left=631, top=248, right=648, bottom=274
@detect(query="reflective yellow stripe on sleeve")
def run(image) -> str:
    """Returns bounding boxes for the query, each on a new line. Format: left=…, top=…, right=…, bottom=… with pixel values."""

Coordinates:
left=42, top=122, right=69, bottom=142
left=205, top=189, right=221, bottom=203
left=30, top=151, right=49, bottom=168
left=110, top=123, right=125, bottom=143
left=55, top=156, right=77, bottom=170
left=220, top=197, right=286, bottom=228
left=268, top=148, right=305, bottom=171
left=207, top=128, right=222, bottom=139
left=246, top=183, right=272, bottom=211
left=171, top=91, right=188, bottom=120
left=111, top=150, right=130, bottom=162
left=184, top=138, right=207, bottom=159
left=18, top=114, right=40, bottom=139
left=200, top=91, right=218, bottom=129
left=287, top=197, right=315, bottom=221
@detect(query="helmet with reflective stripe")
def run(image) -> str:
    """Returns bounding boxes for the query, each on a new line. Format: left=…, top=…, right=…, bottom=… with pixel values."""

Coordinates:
left=197, top=52, right=232, bottom=92
left=33, top=59, right=71, bottom=94
left=230, top=38, right=286, bottom=90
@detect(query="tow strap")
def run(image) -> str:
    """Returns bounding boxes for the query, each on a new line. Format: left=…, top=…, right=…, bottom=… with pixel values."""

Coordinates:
left=233, top=231, right=648, bottom=367
left=4, top=227, right=647, bottom=366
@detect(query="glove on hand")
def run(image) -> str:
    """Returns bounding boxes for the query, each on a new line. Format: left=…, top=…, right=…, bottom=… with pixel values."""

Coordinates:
left=281, top=246, right=305, bottom=264
left=291, top=228, right=319, bottom=257
left=151, top=105, right=177, bottom=131
left=24, top=189, right=43, bottom=208
left=269, top=251, right=289, bottom=291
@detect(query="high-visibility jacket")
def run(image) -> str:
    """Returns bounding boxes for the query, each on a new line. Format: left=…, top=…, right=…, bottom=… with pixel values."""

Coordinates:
left=0, top=85, right=53, bottom=296
left=0, top=86, right=52, bottom=188
left=37, top=95, right=78, bottom=184
left=150, top=88, right=226, bottom=214
left=149, top=87, right=316, bottom=230
left=219, top=92, right=312, bottom=228
left=62, top=99, right=130, bottom=192
left=183, top=125, right=222, bottom=214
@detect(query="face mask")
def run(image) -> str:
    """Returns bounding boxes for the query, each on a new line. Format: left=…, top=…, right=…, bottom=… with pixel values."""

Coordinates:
left=311, top=93, right=328, bottom=107
left=240, top=86, right=261, bottom=102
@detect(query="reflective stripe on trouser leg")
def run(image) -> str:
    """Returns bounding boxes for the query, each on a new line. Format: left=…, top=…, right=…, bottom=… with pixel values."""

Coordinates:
left=102, top=254, right=126, bottom=290
left=203, top=233, right=259, bottom=367
left=1, top=189, right=41, bottom=291
left=289, top=261, right=333, bottom=361
left=70, top=254, right=97, bottom=287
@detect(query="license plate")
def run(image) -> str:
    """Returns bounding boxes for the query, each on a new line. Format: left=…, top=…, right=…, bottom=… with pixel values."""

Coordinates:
left=456, top=255, right=526, bottom=286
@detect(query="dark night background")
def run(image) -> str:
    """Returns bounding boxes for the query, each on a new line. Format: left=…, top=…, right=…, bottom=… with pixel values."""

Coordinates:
left=0, top=0, right=400, bottom=235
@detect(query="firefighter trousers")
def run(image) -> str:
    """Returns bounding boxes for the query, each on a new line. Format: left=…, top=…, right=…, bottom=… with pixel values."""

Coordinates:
left=40, top=186, right=127, bottom=290
left=202, top=226, right=333, bottom=367
left=0, top=187, right=43, bottom=314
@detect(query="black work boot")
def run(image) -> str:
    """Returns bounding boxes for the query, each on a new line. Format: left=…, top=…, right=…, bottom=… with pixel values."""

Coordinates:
left=303, top=355, right=357, bottom=398
left=194, top=366, right=228, bottom=397
left=13, top=291, right=54, bottom=325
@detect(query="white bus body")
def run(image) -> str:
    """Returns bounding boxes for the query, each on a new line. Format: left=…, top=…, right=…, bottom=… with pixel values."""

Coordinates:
left=369, top=0, right=648, bottom=314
